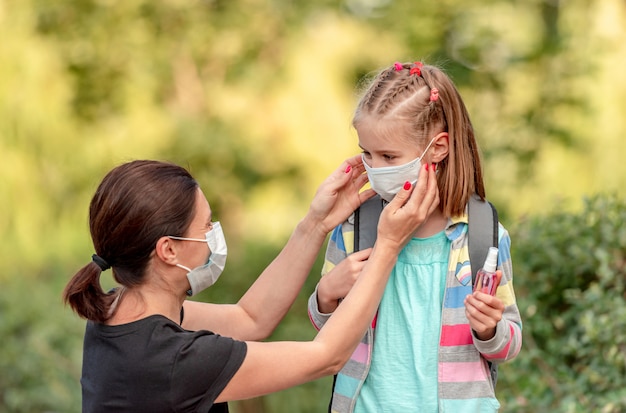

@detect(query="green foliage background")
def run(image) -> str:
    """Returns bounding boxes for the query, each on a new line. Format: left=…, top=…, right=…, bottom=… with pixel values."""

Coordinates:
left=0, top=0, right=625, bottom=411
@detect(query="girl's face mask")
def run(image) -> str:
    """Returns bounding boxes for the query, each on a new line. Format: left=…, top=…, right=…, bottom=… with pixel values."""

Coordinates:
left=168, top=221, right=228, bottom=296
left=362, top=136, right=437, bottom=202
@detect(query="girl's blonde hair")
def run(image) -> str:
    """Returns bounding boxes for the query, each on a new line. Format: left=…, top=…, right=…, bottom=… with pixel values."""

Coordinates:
left=353, top=62, right=485, bottom=217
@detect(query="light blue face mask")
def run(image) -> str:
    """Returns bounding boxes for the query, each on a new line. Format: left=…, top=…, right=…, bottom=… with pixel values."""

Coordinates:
left=362, top=136, right=437, bottom=202
left=168, top=222, right=227, bottom=296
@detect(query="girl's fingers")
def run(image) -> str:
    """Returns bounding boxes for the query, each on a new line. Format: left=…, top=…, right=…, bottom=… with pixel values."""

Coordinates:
left=349, top=248, right=372, bottom=261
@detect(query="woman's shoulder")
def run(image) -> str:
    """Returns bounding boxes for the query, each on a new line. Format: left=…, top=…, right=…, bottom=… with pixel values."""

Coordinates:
left=87, top=314, right=175, bottom=336
left=86, top=314, right=246, bottom=373
left=87, top=315, right=211, bottom=348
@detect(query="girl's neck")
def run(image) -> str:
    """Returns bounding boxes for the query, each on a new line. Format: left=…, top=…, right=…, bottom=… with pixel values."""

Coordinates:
left=413, top=208, right=447, bottom=239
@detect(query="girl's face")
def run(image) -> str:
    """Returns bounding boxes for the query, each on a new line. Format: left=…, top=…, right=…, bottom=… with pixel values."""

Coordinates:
left=356, top=118, right=424, bottom=169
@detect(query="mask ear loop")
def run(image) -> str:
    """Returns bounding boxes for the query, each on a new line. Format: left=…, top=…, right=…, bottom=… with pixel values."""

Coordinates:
left=168, top=235, right=208, bottom=243
left=419, top=134, right=439, bottom=162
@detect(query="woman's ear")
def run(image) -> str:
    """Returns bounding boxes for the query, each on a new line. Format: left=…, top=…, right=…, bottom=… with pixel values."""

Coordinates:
left=155, top=236, right=178, bottom=265
left=429, top=132, right=449, bottom=163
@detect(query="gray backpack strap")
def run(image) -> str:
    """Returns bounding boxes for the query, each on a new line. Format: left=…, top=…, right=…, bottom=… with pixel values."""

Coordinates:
left=354, top=195, right=384, bottom=251
left=468, top=193, right=500, bottom=389
left=468, top=193, right=499, bottom=283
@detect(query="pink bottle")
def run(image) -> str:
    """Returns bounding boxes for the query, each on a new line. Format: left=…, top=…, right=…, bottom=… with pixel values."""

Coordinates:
left=474, top=247, right=499, bottom=296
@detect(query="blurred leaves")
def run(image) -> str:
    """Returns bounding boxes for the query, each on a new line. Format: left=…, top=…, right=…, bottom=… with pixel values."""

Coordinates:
left=0, top=276, right=83, bottom=413
left=499, top=194, right=626, bottom=412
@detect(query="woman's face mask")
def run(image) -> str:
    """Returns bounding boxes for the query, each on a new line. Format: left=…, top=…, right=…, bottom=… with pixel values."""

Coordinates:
left=168, top=221, right=228, bottom=296
left=362, top=136, right=437, bottom=202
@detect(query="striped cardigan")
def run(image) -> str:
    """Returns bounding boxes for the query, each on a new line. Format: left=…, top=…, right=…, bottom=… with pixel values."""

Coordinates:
left=308, top=209, right=523, bottom=413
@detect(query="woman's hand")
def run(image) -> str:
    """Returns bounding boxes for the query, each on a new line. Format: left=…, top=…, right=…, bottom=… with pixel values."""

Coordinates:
left=317, top=248, right=372, bottom=313
left=307, top=155, right=375, bottom=235
left=464, top=270, right=505, bottom=341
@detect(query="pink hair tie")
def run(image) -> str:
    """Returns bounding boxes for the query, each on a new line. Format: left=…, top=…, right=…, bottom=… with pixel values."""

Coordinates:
left=430, top=88, right=439, bottom=102
left=394, top=62, right=403, bottom=71
left=409, top=61, right=423, bottom=76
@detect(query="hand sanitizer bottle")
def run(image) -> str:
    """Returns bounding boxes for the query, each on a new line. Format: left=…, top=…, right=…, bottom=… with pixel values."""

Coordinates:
left=473, top=247, right=499, bottom=296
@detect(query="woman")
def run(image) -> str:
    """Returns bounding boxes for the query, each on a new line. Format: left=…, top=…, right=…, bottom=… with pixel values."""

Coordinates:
left=63, top=155, right=439, bottom=412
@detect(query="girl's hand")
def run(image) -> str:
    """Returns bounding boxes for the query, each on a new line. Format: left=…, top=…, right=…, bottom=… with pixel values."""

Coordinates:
left=464, top=270, right=505, bottom=341
left=317, top=248, right=372, bottom=313
left=307, top=155, right=375, bottom=235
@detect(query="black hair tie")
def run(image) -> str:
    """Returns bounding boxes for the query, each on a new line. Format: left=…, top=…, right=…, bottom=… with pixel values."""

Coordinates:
left=92, top=254, right=111, bottom=271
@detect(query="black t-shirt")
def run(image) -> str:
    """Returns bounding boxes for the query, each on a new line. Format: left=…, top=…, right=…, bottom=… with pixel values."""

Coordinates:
left=81, top=315, right=247, bottom=413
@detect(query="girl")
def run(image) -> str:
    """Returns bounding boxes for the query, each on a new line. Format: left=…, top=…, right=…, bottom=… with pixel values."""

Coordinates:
left=308, top=61, right=522, bottom=412
left=64, top=156, right=439, bottom=412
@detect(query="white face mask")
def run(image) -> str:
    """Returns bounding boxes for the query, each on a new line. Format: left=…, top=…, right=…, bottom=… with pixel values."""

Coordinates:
left=169, top=221, right=228, bottom=296
left=362, top=136, right=437, bottom=202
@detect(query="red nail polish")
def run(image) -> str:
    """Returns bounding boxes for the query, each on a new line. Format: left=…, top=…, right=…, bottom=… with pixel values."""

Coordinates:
left=345, top=165, right=352, bottom=173
left=403, top=181, right=411, bottom=190
left=431, top=163, right=436, bottom=171
left=424, top=163, right=429, bottom=171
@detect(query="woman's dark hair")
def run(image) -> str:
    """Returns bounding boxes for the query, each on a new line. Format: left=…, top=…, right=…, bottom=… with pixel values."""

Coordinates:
left=63, top=160, right=199, bottom=323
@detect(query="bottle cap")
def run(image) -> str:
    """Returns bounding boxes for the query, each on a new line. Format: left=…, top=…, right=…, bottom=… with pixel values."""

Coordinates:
left=484, top=246, right=498, bottom=273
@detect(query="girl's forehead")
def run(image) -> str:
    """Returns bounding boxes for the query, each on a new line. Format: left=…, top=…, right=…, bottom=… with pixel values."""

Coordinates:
left=356, top=118, right=416, bottom=149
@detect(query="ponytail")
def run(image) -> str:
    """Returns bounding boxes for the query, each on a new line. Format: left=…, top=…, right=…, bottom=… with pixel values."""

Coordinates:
left=62, top=261, right=116, bottom=323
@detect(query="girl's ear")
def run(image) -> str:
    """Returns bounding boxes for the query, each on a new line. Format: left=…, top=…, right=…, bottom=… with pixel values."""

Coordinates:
left=429, top=132, right=449, bottom=163
left=155, top=236, right=178, bottom=265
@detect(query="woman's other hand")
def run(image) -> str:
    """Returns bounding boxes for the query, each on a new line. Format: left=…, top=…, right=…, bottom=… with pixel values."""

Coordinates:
left=307, top=155, right=375, bottom=234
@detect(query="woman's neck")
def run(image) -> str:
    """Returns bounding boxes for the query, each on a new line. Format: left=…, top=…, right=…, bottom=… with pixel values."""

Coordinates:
left=106, top=286, right=184, bottom=326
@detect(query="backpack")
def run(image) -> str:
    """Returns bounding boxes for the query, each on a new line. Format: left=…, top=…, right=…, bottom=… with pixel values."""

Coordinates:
left=352, top=193, right=499, bottom=387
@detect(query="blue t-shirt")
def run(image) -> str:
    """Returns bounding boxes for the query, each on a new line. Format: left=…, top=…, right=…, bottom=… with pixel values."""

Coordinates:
left=355, top=231, right=450, bottom=413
